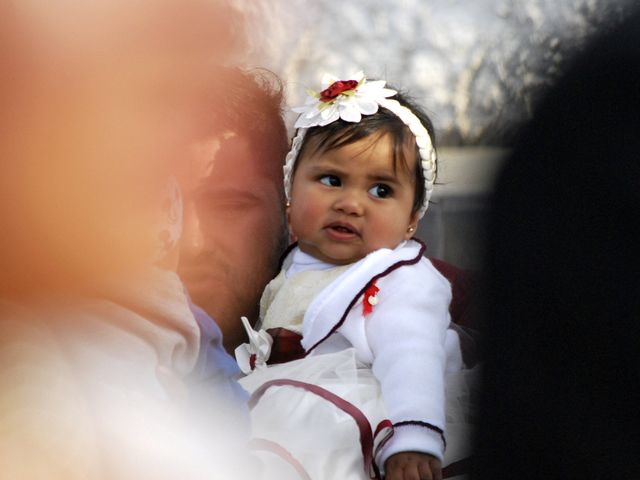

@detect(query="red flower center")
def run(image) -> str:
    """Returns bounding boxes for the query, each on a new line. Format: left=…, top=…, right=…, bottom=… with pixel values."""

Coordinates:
left=319, top=80, right=358, bottom=103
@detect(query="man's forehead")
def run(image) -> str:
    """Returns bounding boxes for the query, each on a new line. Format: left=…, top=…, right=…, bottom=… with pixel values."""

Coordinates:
left=189, top=136, right=221, bottom=180
left=186, top=130, right=281, bottom=188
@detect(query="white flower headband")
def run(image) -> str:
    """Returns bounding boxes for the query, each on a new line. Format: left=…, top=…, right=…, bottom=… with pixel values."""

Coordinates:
left=284, top=71, right=437, bottom=218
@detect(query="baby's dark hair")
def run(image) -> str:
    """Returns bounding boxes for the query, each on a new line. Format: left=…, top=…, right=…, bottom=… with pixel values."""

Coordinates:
left=295, top=89, right=436, bottom=215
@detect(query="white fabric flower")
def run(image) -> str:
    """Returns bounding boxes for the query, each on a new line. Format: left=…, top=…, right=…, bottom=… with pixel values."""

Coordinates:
left=293, top=71, right=397, bottom=129
left=234, top=316, right=273, bottom=374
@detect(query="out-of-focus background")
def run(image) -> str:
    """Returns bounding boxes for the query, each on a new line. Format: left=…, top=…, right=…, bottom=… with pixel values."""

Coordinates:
left=229, top=0, right=634, bottom=268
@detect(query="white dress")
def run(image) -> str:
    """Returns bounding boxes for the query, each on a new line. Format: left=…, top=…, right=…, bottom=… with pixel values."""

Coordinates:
left=237, top=240, right=478, bottom=480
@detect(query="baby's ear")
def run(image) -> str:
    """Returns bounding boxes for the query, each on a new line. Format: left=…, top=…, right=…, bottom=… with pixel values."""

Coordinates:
left=404, top=212, right=420, bottom=240
left=286, top=203, right=297, bottom=242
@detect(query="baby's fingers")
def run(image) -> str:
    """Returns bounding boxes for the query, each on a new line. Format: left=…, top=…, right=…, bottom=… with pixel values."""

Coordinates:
left=417, top=458, right=441, bottom=480
left=384, top=452, right=440, bottom=480
left=417, top=462, right=433, bottom=480
left=399, top=464, right=421, bottom=480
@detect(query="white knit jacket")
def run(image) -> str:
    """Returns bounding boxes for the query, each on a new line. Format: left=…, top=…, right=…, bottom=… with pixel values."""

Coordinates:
left=282, top=239, right=454, bottom=465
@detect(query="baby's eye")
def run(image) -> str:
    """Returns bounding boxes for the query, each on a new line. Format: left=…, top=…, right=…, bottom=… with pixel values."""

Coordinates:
left=319, top=175, right=341, bottom=187
left=369, top=184, right=393, bottom=198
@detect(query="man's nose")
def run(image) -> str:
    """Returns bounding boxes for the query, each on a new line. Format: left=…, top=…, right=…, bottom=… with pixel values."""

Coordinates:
left=180, top=201, right=205, bottom=256
left=332, top=189, right=364, bottom=216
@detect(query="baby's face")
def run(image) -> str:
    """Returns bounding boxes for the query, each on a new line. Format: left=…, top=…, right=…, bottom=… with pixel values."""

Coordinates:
left=288, top=133, right=418, bottom=265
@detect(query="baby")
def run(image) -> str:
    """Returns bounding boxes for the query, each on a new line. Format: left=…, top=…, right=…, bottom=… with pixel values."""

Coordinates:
left=237, top=72, right=469, bottom=480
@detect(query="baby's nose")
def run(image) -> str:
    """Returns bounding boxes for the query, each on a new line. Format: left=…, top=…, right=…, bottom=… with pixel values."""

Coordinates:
left=332, top=190, right=365, bottom=216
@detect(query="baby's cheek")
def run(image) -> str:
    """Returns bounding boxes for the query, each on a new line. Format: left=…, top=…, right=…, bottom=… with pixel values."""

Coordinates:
left=290, top=193, right=321, bottom=229
left=369, top=217, right=409, bottom=250
left=288, top=203, right=312, bottom=238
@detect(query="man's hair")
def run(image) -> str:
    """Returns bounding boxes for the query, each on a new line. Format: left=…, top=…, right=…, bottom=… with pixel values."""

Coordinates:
left=208, top=67, right=288, bottom=197
left=203, top=67, right=289, bottom=256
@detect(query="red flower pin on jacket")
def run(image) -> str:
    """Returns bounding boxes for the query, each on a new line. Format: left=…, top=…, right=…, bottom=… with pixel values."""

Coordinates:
left=363, top=281, right=380, bottom=316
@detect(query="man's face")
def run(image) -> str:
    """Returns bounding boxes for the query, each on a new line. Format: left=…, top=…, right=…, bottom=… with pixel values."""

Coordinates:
left=178, top=132, right=286, bottom=352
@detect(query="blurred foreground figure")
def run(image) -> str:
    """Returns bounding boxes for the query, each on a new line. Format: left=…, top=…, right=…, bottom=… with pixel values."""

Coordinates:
left=476, top=10, right=640, bottom=480
left=0, top=1, right=254, bottom=478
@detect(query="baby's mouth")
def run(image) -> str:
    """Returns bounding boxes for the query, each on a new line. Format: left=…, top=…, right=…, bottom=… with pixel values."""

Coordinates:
left=325, top=222, right=360, bottom=238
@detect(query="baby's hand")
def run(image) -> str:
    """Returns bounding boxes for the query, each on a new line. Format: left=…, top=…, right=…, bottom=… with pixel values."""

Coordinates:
left=384, top=451, right=442, bottom=480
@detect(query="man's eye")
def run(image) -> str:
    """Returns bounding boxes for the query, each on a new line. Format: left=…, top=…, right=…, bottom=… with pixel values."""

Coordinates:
left=319, top=175, right=341, bottom=187
left=369, top=184, right=392, bottom=198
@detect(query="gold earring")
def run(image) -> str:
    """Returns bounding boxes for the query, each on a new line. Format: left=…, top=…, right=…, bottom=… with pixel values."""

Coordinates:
left=286, top=201, right=291, bottom=208
left=407, top=226, right=415, bottom=233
